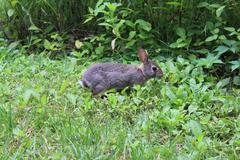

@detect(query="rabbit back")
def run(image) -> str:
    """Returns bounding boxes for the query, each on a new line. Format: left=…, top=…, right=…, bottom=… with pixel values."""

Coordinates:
left=82, top=63, right=145, bottom=92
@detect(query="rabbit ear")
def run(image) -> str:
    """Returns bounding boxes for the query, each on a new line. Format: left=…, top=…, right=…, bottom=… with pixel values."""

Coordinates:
left=138, top=48, right=148, bottom=64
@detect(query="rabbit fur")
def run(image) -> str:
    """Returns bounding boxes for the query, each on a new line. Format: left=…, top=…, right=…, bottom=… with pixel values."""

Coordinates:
left=79, top=48, right=163, bottom=96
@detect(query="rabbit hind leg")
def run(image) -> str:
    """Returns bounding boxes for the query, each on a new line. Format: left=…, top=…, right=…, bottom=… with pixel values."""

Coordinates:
left=92, top=84, right=107, bottom=97
left=117, top=85, right=133, bottom=95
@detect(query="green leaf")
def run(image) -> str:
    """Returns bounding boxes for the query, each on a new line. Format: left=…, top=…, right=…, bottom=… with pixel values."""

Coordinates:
left=216, top=6, right=225, bottom=17
left=219, top=35, right=227, bottom=40
left=128, top=31, right=136, bottom=40
left=233, top=76, right=240, bottom=86
left=96, top=0, right=104, bottom=8
left=195, top=49, right=209, bottom=54
left=95, top=46, right=104, bottom=54
left=206, top=21, right=214, bottom=30
left=213, top=28, right=219, bottom=34
left=23, top=89, right=32, bottom=104
left=188, top=104, right=199, bottom=114
left=214, top=45, right=229, bottom=54
left=106, top=3, right=121, bottom=11
left=135, top=19, right=152, bottom=31
left=23, top=89, right=40, bottom=104
left=67, top=93, right=78, bottom=106
left=84, top=16, right=94, bottom=24
left=166, top=86, right=176, bottom=100
left=7, top=9, right=14, bottom=17
left=116, top=19, right=125, bottom=29
left=8, top=41, right=20, bottom=51
left=189, top=120, right=202, bottom=138
left=88, top=7, right=94, bottom=14
left=210, top=3, right=221, bottom=8
left=40, top=94, right=47, bottom=105
left=237, top=35, right=240, bottom=40
left=126, top=40, right=136, bottom=48
left=216, top=77, right=230, bottom=88
left=197, top=2, right=209, bottom=8
left=75, top=40, right=83, bottom=49
left=230, top=60, right=240, bottom=71
left=113, top=20, right=125, bottom=37
left=13, top=127, right=24, bottom=137
left=32, top=39, right=42, bottom=45
left=176, top=27, right=186, bottom=38
left=166, top=60, right=178, bottom=73
left=224, top=27, right=236, bottom=32
left=165, top=2, right=181, bottom=6
left=177, top=42, right=188, bottom=48
left=98, top=22, right=112, bottom=28
left=44, top=39, right=52, bottom=50
left=28, top=25, right=41, bottom=31
left=205, top=35, right=218, bottom=42
left=196, top=53, right=223, bottom=68
left=125, top=20, right=135, bottom=28
left=60, top=80, right=70, bottom=93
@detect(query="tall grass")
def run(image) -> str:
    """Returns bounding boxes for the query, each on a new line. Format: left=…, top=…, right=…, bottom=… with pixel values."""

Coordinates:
left=2, top=0, right=97, bottom=39
left=2, top=0, right=240, bottom=41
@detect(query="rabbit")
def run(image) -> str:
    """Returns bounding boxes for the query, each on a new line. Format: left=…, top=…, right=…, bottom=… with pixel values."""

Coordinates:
left=78, top=48, right=163, bottom=96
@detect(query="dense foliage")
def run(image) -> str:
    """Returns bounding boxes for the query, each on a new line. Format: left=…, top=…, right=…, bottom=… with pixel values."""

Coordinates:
left=0, top=0, right=240, bottom=159
left=1, top=0, right=240, bottom=79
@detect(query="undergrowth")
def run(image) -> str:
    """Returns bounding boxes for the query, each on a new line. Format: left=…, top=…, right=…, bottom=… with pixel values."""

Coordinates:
left=0, top=45, right=239, bottom=159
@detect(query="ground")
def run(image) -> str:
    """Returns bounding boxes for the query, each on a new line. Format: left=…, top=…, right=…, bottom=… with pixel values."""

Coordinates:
left=0, top=49, right=239, bottom=159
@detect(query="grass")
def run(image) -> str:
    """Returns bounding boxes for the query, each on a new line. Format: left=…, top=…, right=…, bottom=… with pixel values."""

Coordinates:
left=1, top=0, right=97, bottom=39
left=0, top=45, right=240, bottom=159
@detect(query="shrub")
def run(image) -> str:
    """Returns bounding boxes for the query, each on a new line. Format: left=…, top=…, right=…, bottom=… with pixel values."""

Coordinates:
left=2, top=0, right=97, bottom=40
left=1, top=0, right=240, bottom=78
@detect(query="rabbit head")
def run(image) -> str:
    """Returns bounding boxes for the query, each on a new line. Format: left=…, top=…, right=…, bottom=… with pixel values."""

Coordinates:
left=138, top=49, right=163, bottom=79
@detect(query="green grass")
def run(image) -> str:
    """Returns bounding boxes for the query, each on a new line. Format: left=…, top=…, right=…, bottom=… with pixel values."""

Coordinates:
left=0, top=0, right=97, bottom=40
left=0, top=46, right=240, bottom=159
left=0, top=0, right=7, bottom=19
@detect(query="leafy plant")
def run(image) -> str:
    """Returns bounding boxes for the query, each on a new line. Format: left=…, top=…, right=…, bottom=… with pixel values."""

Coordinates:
left=170, top=27, right=192, bottom=49
left=1, top=40, right=240, bottom=159
left=2, top=0, right=96, bottom=39
left=74, top=1, right=156, bottom=58
left=167, top=1, right=240, bottom=77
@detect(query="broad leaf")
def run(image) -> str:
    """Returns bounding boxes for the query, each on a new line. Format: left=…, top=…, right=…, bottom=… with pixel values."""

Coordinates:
left=230, top=60, right=240, bottom=71
left=176, top=27, right=186, bottom=38
left=75, top=40, right=83, bottom=49
left=216, top=78, right=231, bottom=88
left=224, top=27, right=236, bottom=32
left=196, top=53, right=223, bottom=68
left=216, top=6, right=225, bottom=17
left=233, top=76, right=240, bottom=86
left=44, top=39, right=52, bottom=50
left=189, top=120, right=202, bottom=138
left=7, top=9, right=14, bottom=17
left=205, top=35, right=218, bottom=42
left=28, top=25, right=41, bottom=31
left=128, top=31, right=136, bottom=40
left=214, top=45, right=229, bottom=54
left=135, top=19, right=152, bottom=31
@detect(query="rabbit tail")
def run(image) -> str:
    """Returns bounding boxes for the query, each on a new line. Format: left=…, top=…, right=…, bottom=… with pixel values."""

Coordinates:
left=78, top=79, right=88, bottom=88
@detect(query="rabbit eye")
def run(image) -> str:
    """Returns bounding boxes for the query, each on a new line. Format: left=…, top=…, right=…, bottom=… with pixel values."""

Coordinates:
left=152, top=66, right=157, bottom=71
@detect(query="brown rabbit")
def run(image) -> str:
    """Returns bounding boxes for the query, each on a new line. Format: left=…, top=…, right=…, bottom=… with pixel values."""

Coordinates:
left=78, top=48, right=163, bottom=96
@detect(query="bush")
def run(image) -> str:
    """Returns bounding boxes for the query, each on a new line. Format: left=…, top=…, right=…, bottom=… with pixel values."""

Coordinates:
left=1, top=0, right=240, bottom=78
left=2, top=0, right=97, bottom=39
